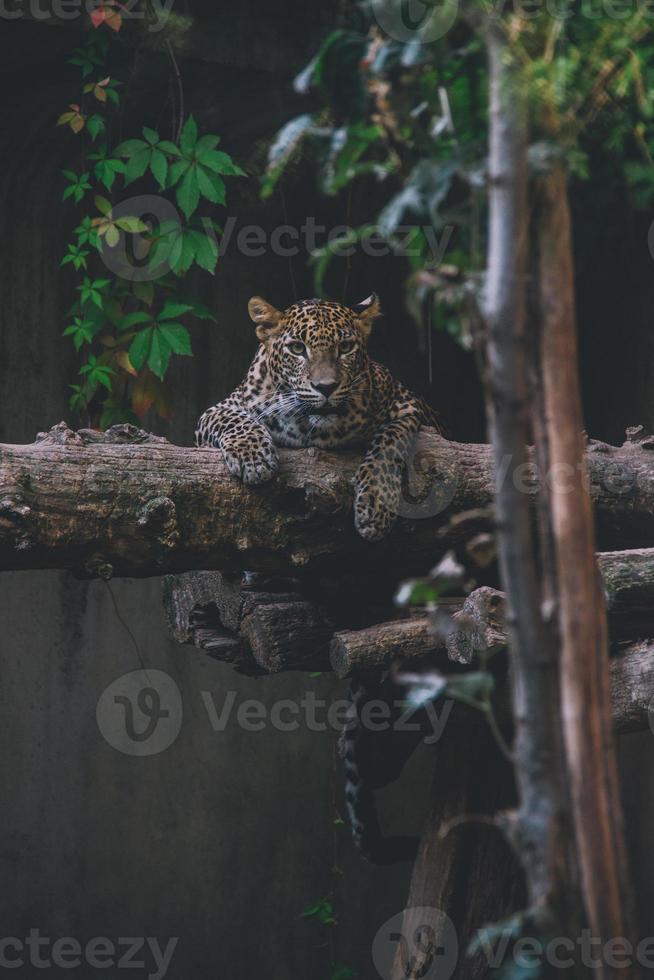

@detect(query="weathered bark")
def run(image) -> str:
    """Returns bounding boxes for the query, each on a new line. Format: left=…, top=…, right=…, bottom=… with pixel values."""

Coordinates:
left=3, top=421, right=654, bottom=578
left=329, top=599, right=464, bottom=678
left=481, top=28, right=576, bottom=950
left=165, top=570, right=654, bottom=733
left=537, top=159, right=636, bottom=970
left=390, top=729, right=523, bottom=980
left=163, top=570, right=333, bottom=674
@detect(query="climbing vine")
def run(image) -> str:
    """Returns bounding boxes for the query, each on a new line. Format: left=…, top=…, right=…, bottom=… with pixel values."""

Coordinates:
left=57, top=6, right=246, bottom=428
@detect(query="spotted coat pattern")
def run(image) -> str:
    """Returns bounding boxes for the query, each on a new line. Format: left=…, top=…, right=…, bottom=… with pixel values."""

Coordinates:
left=195, top=295, right=439, bottom=541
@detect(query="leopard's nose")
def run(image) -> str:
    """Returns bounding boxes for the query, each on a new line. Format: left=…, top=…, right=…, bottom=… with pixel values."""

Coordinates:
left=313, top=382, right=339, bottom=399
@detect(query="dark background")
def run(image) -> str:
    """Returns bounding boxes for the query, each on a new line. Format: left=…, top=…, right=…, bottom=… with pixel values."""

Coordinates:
left=0, top=4, right=653, bottom=978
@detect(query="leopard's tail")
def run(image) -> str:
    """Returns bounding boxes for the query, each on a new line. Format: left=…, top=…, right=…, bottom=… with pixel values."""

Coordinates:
left=340, top=673, right=421, bottom=865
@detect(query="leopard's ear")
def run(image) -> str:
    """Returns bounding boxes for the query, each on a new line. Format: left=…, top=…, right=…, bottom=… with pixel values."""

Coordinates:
left=352, top=293, right=382, bottom=340
left=248, top=296, right=283, bottom=344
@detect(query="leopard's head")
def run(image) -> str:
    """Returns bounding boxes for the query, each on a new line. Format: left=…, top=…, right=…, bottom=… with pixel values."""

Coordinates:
left=247, top=295, right=381, bottom=413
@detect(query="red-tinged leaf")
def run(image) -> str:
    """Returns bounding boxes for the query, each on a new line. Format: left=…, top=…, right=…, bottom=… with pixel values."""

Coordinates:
left=131, top=369, right=157, bottom=418
left=70, top=115, right=85, bottom=134
left=90, top=8, right=105, bottom=26
left=94, top=86, right=107, bottom=103
left=115, top=349, right=137, bottom=377
left=105, top=8, right=122, bottom=30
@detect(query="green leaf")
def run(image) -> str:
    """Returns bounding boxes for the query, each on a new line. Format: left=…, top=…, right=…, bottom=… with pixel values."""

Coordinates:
left=195, top=134, right=221, bottom=154
left=176, top=167, right=200, bottom=220
left=95, top=368, right=115, bottom=392
left=128, top=327, right=153, bottom=372
left=159, top=302, right=194, bottom=320
left=105, top=225, right=120, bottom=248
left=95, top=195, right=112, bottom=216
left=143, top=126, right=159, bottom=145
left=158, top=322, right=192, bottom=355
left=87, top=115, right=106, bottom=140
left=172, top=232, right=197, bottom=275
left=185, top=301, right=216, bottom=321
left=133, top=281, right=154, bottom=306
left=147, top=329, right=172, bottom=380
left=168, top=159, right=190, bottom=187
left=124, top=150, right=151, bottom=184
left=114, top=138, right=147, bottom=157
left=158, top=140, right=182, bottom=157
left=115, top=216, right=149, bottom=233
left=179, top=115, right=198, bottom=155
left=119, top=311, right=153, bottom=331
left=192, top=231, right=219, bottom=273
left=200, top=149, right=246, bottom=176
left=150, top=149, right=168, bottom=189
left=197, top=166, right=226, bottom=205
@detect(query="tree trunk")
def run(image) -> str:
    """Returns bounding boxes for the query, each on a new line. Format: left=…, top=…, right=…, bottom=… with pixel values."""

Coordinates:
left=3, top=421, right=654, bottom=578
left=536, top=157, right=636, bottom=974
left=481, top=25, right=578, bottom=947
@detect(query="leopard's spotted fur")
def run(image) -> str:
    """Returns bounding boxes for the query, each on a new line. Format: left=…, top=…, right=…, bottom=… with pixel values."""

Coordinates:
left=195, top=294, right=439, bottom=541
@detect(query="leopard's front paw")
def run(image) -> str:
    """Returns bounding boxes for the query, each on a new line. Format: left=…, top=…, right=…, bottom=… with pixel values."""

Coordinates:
left=222, top=442, right=279, bottom=486
left=354, top=465, right=399, bottom=542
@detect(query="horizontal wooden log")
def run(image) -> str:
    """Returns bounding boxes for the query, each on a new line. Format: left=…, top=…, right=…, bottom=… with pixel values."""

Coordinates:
left=163, top=570, right=333, bottom=674
left=4, top=421, right=654, bottom=578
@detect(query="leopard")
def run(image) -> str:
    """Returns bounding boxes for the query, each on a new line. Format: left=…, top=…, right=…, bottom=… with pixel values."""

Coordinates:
left=195, top=293, right=439, bottom=543
left=195, top=293, right=439, bottom=863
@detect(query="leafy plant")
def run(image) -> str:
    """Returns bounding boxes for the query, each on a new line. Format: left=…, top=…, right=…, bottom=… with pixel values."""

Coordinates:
left=264, top=4, right=654, bottom=345
left=301, top=898, right=337, bottom=926
left=57, top=6, right=246, bottom=427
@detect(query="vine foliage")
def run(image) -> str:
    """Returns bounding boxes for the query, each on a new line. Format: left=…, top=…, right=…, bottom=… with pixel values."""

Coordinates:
left=58, top=8, right=245, bottom=428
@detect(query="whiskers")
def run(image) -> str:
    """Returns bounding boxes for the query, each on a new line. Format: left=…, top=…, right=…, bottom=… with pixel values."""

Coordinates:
left=253, top=391, right=309, bottom=427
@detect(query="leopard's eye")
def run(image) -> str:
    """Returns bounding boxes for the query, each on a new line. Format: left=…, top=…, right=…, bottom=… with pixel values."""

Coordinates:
left=288, top=341, right=307, bottom=357
left=339, top=340, right=356, bottom=355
